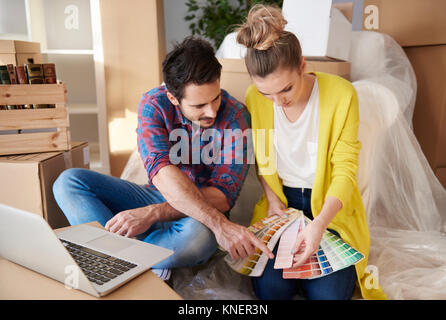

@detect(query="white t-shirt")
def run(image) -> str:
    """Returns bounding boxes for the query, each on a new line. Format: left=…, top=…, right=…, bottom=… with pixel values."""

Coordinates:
left=273, top=80, right=319, bottom=188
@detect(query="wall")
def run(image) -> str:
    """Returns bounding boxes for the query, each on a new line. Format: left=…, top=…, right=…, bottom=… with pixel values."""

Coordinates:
left=100, top=0, right=165, bottom=177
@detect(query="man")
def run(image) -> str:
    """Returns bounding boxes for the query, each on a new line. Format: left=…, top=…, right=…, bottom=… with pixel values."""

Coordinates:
left=53, top=36, right=273, bottom=280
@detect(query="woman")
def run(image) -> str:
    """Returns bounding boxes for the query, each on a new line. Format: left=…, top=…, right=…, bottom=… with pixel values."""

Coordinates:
left=236, top=5, right=386, bottom=300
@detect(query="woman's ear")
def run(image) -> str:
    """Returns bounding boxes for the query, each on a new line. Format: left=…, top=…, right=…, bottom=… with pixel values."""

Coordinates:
left=300, top=57, right=306, bottom=75
left=166, top=91, right=180, bottom=106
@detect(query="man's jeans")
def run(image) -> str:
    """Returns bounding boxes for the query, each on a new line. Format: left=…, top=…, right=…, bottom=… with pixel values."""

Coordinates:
left=52, top=168, right=218, bottom=269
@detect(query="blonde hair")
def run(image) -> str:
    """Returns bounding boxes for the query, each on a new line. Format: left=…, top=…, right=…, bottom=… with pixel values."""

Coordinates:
left=236, top=4, right=302, bottom=77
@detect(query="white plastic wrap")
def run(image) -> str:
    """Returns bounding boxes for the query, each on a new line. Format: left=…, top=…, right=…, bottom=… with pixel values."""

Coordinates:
left=121, top=31, right=446, bottom=299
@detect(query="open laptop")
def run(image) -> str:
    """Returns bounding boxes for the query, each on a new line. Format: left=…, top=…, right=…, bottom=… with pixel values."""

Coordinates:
left=0, top=203, right=174, bottom=297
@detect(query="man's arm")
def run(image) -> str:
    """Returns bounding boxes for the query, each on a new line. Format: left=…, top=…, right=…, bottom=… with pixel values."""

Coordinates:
left=104, top=183, right=229, bottom=239
left=152, top=165, right=273, bottom=260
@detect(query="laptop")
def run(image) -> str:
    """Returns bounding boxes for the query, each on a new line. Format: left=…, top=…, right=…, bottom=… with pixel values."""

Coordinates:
left=0, top=203, right=174, bottom=297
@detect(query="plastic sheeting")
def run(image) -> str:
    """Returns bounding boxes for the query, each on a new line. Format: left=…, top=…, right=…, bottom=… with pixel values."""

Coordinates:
left=121, top=31, right=446, bottom=299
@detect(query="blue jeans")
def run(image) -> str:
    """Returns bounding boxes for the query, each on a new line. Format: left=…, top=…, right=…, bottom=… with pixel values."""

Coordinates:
left=251, top=186, right=357, bottom=300
left=52, top=168, right=218, bottom=269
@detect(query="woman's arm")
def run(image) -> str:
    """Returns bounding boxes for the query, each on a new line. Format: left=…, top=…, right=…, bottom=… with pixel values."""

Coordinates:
left=258, top=176, right=287, bottom=216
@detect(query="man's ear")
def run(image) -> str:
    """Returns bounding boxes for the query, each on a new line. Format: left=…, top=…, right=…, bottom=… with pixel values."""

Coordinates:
left=166, top=91, right=180, bottom=106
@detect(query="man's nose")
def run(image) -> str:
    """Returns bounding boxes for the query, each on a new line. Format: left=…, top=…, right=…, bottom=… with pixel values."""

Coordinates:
left=203, top=104, right=217, bottom=118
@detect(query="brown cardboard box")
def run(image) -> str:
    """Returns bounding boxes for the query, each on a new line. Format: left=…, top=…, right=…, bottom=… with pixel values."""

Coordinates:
left=362, top=0, right=446, bottom=47
left=219, top=58, right=350, bottom=103
left=404, top=45, right=446, bottom=189
left=0, top=40, right=42, bottom=66
left=436, top=168, right=446, bottom=190
left=0, top=142, right=90, bottom=229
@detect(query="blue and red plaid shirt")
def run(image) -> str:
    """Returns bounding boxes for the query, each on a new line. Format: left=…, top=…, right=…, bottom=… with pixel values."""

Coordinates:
left=136, top=85, right=251, bottom=209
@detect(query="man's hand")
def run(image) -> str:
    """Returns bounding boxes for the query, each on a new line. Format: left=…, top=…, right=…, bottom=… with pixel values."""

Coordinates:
left=215, top=219, right=274, bottom=261
left=105, top=204, right=160, bottom=238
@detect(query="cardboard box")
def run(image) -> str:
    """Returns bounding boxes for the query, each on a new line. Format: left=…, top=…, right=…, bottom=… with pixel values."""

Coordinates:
left=283, top=0, right=353, bottom=61
left=219, top=58, right=350, bottom=103
left=404, top=45, right=446, bottom=187
left=0, top=142, right=90, bottom=229
left=362, top=0, right=446, bottom=47
left=436, top=167, right=446, bottom=190
left=0, top=40, right=42, bottom=66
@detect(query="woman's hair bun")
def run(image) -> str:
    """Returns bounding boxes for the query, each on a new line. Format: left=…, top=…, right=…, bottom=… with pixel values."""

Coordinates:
left=236, top=4, right=287, bottom=51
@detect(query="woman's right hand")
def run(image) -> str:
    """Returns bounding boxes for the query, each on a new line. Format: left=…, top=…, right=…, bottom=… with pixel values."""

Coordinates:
left=267, top=197, right=287, bottom=217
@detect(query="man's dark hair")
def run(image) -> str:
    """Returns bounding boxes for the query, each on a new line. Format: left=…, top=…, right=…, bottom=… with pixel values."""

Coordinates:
left=162, top=36, right=222, bottom=102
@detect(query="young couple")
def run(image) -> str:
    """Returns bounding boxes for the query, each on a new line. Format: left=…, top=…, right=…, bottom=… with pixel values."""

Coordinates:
left=53, top=5, right=386, bottom=300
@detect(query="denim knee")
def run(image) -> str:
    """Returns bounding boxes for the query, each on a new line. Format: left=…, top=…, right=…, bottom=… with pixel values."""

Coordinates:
left=174, top=218, right=218, bottom=266
left=53, top=168, right=84, bottom=200
left=149, top=218, right=218, bottom=269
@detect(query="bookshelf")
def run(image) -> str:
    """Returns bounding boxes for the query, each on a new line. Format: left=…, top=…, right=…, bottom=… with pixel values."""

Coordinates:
left=0, top=0, right=110, bottom=175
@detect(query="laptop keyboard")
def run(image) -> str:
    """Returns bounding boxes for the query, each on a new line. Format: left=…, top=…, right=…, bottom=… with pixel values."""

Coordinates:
left=60, top=239, right=137, bottom=286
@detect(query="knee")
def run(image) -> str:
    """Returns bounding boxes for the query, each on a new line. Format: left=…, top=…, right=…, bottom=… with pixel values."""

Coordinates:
left=174, top=219, right=218, bottom=266
left=53, top=168, right=89, bottom=201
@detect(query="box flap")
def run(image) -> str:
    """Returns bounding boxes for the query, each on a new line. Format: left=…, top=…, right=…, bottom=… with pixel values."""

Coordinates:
left=283, top=0, right=332, bottom=58
left=0, top=152, right=61, bottom=163
left=333, top=2, right=353, bottom=23
left=39, top=153, right=70, bottom=228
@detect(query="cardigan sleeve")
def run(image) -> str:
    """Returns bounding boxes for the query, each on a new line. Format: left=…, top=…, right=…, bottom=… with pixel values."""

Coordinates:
left=325, top=87, right=362, bottom=209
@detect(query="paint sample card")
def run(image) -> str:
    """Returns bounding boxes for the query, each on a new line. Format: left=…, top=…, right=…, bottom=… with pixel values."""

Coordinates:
left=224, top=209, right=303, bottom=277
left=277, top=208, right=365, bottom=280
left=319, top=230, right=364, bottom=272
left=274, top=218, right=302, bottom=269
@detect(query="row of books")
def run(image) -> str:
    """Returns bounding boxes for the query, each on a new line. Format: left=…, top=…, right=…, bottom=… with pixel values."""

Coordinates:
left=0, top=63, right=57, bottom=110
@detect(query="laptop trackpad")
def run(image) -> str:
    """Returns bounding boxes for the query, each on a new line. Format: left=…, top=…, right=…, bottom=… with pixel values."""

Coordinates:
left=86, top=234, right=134, bottom=254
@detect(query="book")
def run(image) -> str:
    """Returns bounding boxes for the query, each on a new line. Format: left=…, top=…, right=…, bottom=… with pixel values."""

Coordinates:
left=0, top=65, right=10, bottom=84
left=6, top=64, right=17, bottom=84
left=25, top=64, right=47, bottom=108
left=43, top=63, right=57, bottom=84
left=25, top=63, right=44, bottom=84
left=43, top=63, right=56, bottom=108
left=15, top=66, right=31, bottom=109
left=15, top=66, right=29, bottom=84
left=0, top=65, right=16, bottom=110
left=7, top=64, right=22, bottom=109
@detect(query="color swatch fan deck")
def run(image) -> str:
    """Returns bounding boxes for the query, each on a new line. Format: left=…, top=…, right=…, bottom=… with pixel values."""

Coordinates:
left=225, top=208, right=364, bottom=279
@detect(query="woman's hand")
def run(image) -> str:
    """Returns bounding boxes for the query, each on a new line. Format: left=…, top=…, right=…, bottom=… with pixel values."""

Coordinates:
left=267, top=198, right=287, bottom=217
left=291, top=219, right=326, bottom=267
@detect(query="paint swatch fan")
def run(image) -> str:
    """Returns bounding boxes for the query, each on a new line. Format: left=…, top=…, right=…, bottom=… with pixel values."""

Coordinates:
left=274, top=208, right=364, bottom=279
left=225, top=208, right=364, bottom=278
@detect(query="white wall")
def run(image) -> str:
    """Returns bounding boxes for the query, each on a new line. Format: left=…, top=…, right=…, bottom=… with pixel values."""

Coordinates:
left=0, top=0, right=28, bottom=39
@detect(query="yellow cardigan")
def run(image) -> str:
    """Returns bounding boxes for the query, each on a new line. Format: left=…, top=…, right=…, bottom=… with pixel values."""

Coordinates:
left=245, top=71, right=387, bottom=300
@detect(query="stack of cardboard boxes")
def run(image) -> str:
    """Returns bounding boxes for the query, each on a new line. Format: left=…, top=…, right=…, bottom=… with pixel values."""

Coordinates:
left=1, top=40, right=90, bottom=228
left=362, top=0, right=446, bottom=189
left=219, top=0, right=354, bottom=103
